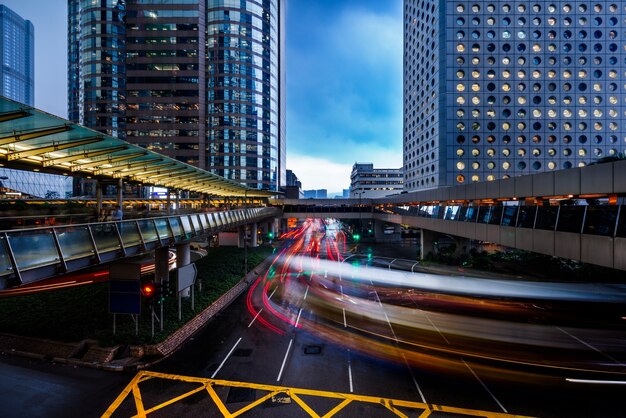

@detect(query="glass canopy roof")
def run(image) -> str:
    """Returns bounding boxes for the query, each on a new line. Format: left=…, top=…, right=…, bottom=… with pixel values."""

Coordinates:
left=0, top=97, right=276, bottom=197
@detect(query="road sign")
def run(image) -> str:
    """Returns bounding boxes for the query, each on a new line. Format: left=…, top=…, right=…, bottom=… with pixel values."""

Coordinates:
left=177, top=263, right=197, bottom=292
left=109, top=279, right=141, bottom=314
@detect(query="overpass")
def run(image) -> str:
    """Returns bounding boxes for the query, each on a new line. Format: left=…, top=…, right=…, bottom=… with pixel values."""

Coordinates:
left=272, top=159, right=626, bottom=271
left=0, top=207, right=279, bottom=290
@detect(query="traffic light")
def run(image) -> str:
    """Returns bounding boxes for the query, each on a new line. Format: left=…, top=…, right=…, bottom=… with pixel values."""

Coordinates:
left=141, top=281, right=157, bottom=299
left=352, top=233, right=360, bottom=241
left=268, top=231, right=274, bottom=239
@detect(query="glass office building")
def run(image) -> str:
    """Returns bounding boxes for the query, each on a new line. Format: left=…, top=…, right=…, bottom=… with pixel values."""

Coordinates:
left=404, top=1, right=626, bottom=192
left=0, top=5, right=34, bottom=105
left=68, top=0, right=285, bottom=191
left=0, top=5, right=72, bottom=198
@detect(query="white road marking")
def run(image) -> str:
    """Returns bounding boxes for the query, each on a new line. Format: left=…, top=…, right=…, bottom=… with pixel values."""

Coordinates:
left=295, top=308, right=303, bottom=327
left=268, top=287, right=278, bottom=300
left=348, top=361, right=354, bottom=393
left=463, top=360, right=508, bottom=413
left=566, top=378, right=626, bottom=385
left=342, top=308, right=347, bottom=328
left=277, top=338, right=293, bottom=381
left=402, top=353, right=426, bottom=404
left=247, top=309, right=263, bottom=328
left=211, top=337, right=242, bottom=379
left=557, top=327, right=626, bottom=366
left=303, top=285, right=309, bottom=300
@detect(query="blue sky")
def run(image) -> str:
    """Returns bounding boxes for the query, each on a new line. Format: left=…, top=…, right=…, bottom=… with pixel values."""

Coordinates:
left=2, top=0, right=403, bottom=193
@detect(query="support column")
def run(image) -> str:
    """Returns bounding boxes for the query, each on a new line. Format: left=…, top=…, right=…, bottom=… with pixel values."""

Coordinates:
left=250, top=222, right=258, bottom=247
left=166, top=188, right=171, bottom=215
left=238, top=225, right=246, bottom=248
left=420, top=228, right=437, bottom=260
left=155, top=246, right=170, bottom=285
left=96, top=182, right=103, bottom=213
left=281, top=218, right=288, bottom=235
left=175, top=189, right=180, bottom=213
left=117, top=178, right=123, bottom=207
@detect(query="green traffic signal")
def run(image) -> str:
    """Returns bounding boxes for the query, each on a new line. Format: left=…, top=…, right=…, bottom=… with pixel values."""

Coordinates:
left=353, top=233, right=360, bottom=241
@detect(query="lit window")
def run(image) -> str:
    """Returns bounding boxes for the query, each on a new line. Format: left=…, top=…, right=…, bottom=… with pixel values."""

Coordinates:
left=456, top=44, right=465, bottom=52
left=456, top=83, right=465, bottom=92
left=578, top=149, right=587, bottom=157
left=456, top=161, right=465, bottom=170
left=502, top=149, right=510, bottom=157
left=456, top=148, right=464, bottom=156
left=593, top=109, right=602, bottom=117
left=563, top=109, right=572, bottom=117
left=471, top=175, right=480, bottom=182
left=578, top=109, right=588, bottom=117
left=502, top=161, right=510, bottom=169
left=533, top=109, right=542, bottom=117
left=456, top=96, right=466, bottom=104
left=548, top=161, right=556, bottom=169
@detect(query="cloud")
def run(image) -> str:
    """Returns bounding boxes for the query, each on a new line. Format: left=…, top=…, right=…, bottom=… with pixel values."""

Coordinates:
left=286, top=2, right=404, bottom=183
left=287, top=154, right=353, bottom=192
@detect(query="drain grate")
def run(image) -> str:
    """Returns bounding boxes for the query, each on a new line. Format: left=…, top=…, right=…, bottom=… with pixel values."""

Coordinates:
left=233, top=348, right=253, bottom=357
left=303, top=345, right=322, bottom=355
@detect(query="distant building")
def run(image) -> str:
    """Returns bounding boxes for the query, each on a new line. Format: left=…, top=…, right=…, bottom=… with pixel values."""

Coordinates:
left=303, top=189, right=327, bottom=199
left=342, top=189, right=350, bottom=198
left=0, top=5, right=71, bottom=198
left=285, top=169, right=303, bottom=199
left=350, top=163, right=403, bottom=198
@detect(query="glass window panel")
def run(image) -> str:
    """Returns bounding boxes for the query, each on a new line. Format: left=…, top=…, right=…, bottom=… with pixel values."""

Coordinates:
left=180, top=216, right=193, bottom=234
left=615, top=206, right=626, bottom=238
left=119, top=222, right=142, bottom=247
left=457, top=206, right=468, bottom=221
left=0, top=237, right=13, bottom=277
left=488, top=206, right=504, bottom=225
left=138, top=219, right=159, bottom=244
left=155, top=218, right=172, bottom=240
left=556, top=206, right=585, bottom=233
left=435, top=206, right=445, bottom=219
left=199, top=213, right=209, bottom=230
left=191, top=215, right=202, bottom=233
left=92, top=222, right=122, bottom=253
left=8, top=230, right=60, bottom=271
left=209, top=213, right=219, bottom=228
left=583, top=205, right=618, bottom=236
left=169, top=218, right=183, bottom=238
left=56, top=226, right=95, bottom=260
left=465, top=206, right=479, bottom=222
left=478, top=206, right=493, bottom=224
left=516, top=206, right=537, bottom=228
left=535, top=206, right=559, bottom=230
left=501, top=206, right=519, bottom=226
left=444, top=206, right=460, bottom=220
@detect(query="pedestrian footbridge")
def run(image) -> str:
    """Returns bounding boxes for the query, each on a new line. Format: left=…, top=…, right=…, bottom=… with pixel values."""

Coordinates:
left=0, top=207, right=279, bottom=290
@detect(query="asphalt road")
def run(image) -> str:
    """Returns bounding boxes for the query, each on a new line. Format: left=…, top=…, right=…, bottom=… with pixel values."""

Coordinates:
left=2, top=219, right=626, bottom=417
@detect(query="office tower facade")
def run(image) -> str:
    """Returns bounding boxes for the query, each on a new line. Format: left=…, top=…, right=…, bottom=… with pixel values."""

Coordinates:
left=0, top=5, right=72, bottom=198
left=68, top=0, right=285, bottom=191
left=0, top=5, right=34, bottom=105
left=404, top=1, right=626, bottom=192
left=349, top=163, right=403, bottom=198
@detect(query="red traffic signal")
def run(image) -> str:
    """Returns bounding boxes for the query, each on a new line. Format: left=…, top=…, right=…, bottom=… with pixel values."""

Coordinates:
left=141, top=282, right=156, bottom=298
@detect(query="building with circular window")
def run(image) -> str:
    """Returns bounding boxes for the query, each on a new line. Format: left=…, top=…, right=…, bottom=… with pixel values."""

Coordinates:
left=404, top=1, right=626, bottom=191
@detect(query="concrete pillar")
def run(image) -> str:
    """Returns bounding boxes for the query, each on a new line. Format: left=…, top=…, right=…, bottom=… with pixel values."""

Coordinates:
left=117, top=178, right=123, bottom=207
left=281, top=218, right=288, bottom=235
left=96, top=182, right=103, bottom=213
left=238, top=225, right=246, bottom=248
left=420, top=228, right=437, bottom=260
left=250, top=222, right=258, bottom=247
left=374, top=219, right=386, bottom=240
left=175, top=242, right=191, bottom=267
left=166, top=188, right=171, bottom=215
left=155, top=246, right=170, bottom=285
left=175, top=189, right=180, bottom=213
left=269, top=221, right=276, bottom=240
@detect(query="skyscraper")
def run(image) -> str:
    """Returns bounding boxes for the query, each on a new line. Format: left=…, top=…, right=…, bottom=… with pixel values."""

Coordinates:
left=68, top=0, right=285, bottom=191
left=0, top=5, right=72, bottom=198
left=404, top=1, right=626, bottom=192
left=0, top=5, right=34, bottom=106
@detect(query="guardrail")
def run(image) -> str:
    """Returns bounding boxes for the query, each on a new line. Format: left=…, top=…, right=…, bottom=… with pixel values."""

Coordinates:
left=0, top=207, right=279, bottom=290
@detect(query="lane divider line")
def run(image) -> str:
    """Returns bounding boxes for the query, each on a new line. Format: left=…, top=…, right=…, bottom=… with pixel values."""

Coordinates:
left=277, top=338, right=293, bottom=382
left=463, top=359, right=508, bottom=414
left=247, top=308, right=263, bottom=328
left=211, top=337, right=242, bottom=379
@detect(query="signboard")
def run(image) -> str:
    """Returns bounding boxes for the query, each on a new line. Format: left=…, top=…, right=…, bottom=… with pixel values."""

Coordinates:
left=177, top=263, right=197, bottom=292
left=109, top=279, right=141, bottom=314
left=109, top=263, right=142, bottom=314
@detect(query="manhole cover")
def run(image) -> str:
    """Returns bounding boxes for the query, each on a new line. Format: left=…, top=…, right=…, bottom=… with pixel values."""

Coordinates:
left=304, top=345, right=322, bottom=355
